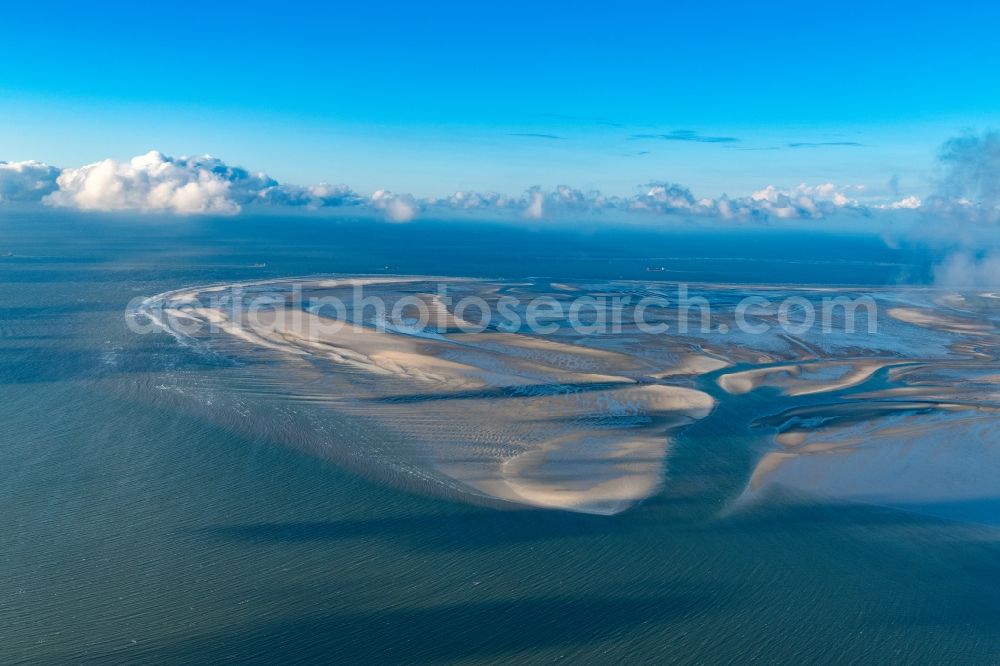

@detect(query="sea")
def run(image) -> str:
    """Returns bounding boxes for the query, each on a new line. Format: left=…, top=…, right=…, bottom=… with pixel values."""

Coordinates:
left=1, top=209, right=997, bottom=664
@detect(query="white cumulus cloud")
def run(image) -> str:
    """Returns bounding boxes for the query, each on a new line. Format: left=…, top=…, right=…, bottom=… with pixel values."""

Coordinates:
left=935, top=131, right=1000, bottom=219
left=370, top=189, right=417, bottom=222
left=912, top=131, right=1000, bottom=286
left=0, top=160, right=60, bottom=203
left=880, top=195, right=922, bottom=210
left=46, top=151, right=254, bottom=215
left=523, top=188, right=545, bottom=219
left=40, top=150, right=368, bottom=216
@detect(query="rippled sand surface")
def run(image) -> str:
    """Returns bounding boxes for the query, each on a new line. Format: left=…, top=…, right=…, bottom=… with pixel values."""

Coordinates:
left=133, top=277, right=1000, bottom=519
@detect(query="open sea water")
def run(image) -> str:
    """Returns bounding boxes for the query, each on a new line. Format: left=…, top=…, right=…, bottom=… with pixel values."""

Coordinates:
left=1, top=210, right=997, bottom=664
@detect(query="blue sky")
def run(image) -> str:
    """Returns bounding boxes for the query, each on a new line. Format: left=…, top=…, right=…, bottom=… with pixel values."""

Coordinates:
left=2, top=0, right=999, bottom=198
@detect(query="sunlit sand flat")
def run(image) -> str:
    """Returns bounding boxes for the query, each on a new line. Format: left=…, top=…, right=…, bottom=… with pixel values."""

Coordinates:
left=134, top=277, right=1000, bottom=518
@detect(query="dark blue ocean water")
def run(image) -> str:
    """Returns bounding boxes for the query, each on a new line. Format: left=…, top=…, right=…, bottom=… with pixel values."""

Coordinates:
left=1, top=210, right=996, bottom=664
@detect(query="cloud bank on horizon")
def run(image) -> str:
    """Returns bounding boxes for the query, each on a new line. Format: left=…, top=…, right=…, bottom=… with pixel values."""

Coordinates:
left=0, top=133, right=998, bottom=235
left=1, top=148, right=927, bottom=224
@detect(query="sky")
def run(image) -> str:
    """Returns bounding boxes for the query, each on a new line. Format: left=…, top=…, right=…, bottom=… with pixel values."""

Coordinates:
left=2, top=0, right=1000, bottom=200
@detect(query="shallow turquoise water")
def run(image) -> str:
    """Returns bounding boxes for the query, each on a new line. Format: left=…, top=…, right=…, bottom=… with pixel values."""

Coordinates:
left=1, top=211, right=997, bottom=664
